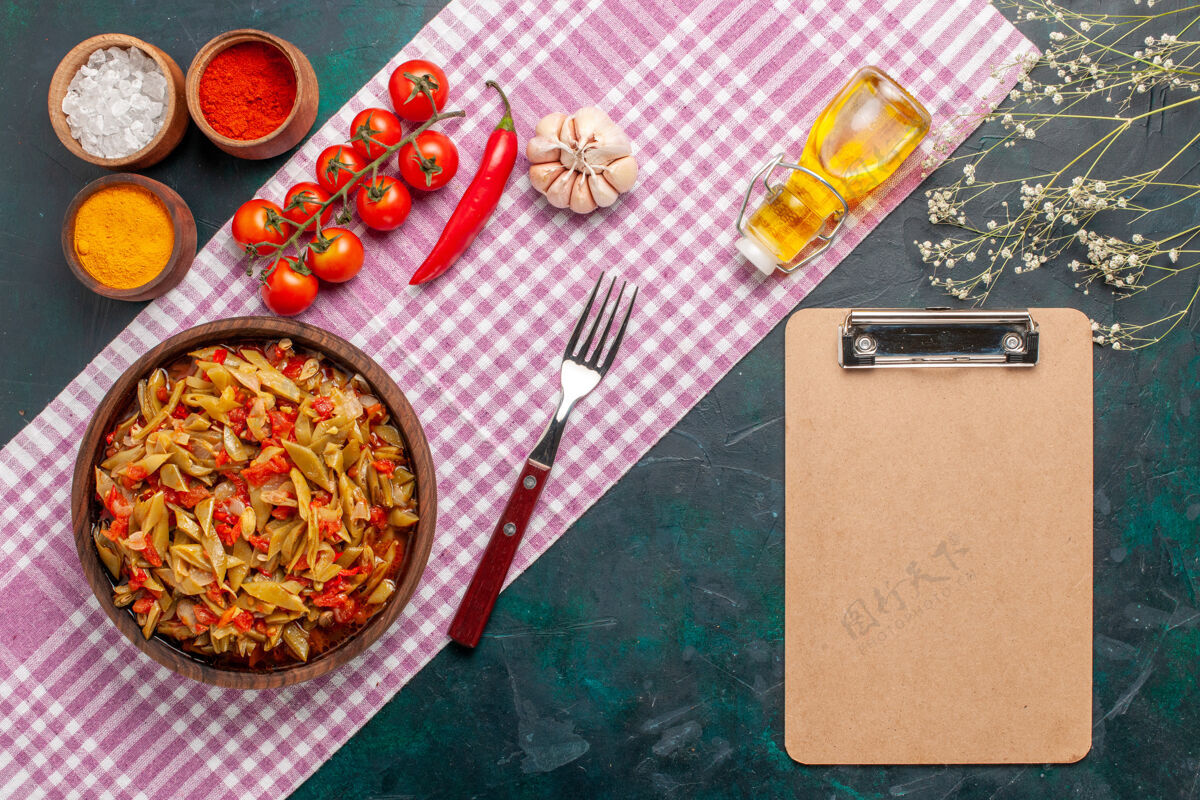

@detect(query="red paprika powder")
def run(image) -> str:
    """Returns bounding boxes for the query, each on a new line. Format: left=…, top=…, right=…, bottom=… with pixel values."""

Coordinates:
left=198, top=41, right=297, bottom=141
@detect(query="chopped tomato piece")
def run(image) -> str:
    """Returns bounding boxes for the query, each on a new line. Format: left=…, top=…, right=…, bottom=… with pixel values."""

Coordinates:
left=268, top=344, right=286, bottom=365
left=372, top=459, right=395, bottom=477
left=103, top=516, right=129, bottom=542
left=128, top=566, right=149, bottom=591
left=213, top=506, right=238, bottom=525
left=105, top=430, right=116, bottom=445
left=281, top=355, right=307, bottom=379
left=254, top=620, right=269, bottom=634
left=332, top=597, right=361, bottom=624
left=312, top=590, right=348, bottom=609
left=318, top=518, right=342, bottom=539
left=132, top=596, right=155, bottom=614
left=292, top=554, right=309, bottom=572
left=214, top=450, right=230, bottom=468
left=228, top=474, right=250, bottom=503
left=227, top=406, right=248, bottom=436
left=104, top=487, right=133, bottom=519
left=248, top=535, right=271, bottom=553
left=205, top=583, right=224, bottom=603
left=212, top=348, right=228, bottom=365
left=232, top=610, right=254, bottom=632
left=270, top=505, right=297, bottom=520
left=369, top=505, right=387, bottom=529
left=217, top=605, right=239, bottom=628
left=155, top=386, right=169, bottom=403
left=267, top=410, right=296, bottom=439
left=143, top=543, right=163, bottom=568
left=193, top=605, right=219, bottom=626
left=311, top=397, right=335, bottom=420
left=242, top=455, right=290, bottom=486
left=216, top=523, right=239, bottom=548
left=171, top=403, right=189, bottom=420
left=176, top=484, right=210, bottom=509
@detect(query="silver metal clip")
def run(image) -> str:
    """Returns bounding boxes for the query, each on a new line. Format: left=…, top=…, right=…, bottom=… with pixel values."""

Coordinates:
left=838, top=309, right=1039, bottom=368
left=735, top=153, right=849, bottom=274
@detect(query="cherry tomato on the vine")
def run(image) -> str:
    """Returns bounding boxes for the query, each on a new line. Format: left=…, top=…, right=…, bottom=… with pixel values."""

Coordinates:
left=305, top=227, right=364, bottom=283
left=388, top=59, right=448, bottom=122
left=315, top=145, right=368, bottom=196
left=282, top=182, right=333, bottom=233
left=260, top=258, right=318, bottom=316
left=398, top=131, right=459, bottom=191
left=355, top=176, right=411, bottom=231
left=350, top=108, right=404, bottom=161
left=231, top=199, right=292, bottom=256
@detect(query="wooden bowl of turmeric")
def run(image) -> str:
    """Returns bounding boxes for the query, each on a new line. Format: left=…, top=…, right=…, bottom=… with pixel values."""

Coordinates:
left=62, top=173, right=197, bottom=301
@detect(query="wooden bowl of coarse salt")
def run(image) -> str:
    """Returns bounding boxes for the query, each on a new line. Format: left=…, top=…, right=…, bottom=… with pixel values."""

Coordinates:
left=62, top=174, right=197, bottom=302
left=185, top=29, right=319, bottom=160
left=48, top=33, right=188, bottom=170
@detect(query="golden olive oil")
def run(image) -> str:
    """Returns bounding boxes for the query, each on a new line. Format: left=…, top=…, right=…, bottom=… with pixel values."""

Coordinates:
left=738, top=67, right=931, bottom=273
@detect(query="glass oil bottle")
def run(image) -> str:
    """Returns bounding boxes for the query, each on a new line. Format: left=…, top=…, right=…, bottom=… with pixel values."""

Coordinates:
left=736, top=66, right=931, bottom=275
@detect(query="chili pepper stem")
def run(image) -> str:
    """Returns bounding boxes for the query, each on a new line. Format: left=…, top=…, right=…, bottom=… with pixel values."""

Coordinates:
left=486, top=80, right=514, bottom=132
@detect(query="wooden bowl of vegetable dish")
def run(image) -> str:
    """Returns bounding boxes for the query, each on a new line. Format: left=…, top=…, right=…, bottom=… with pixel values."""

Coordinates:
left=70, top=317, right=436, bottom=688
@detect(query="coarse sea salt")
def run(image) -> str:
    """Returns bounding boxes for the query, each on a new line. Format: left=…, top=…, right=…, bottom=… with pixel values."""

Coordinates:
left=61, top=46, right=168, bottom=159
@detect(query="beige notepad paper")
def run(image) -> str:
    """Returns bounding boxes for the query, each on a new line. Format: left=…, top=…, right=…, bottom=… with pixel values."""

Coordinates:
left=784, top=308, right=1093, bottom=765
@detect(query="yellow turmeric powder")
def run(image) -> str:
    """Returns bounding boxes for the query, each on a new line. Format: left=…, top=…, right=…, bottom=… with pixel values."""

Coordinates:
left=73, top=184, right=174, bottom=289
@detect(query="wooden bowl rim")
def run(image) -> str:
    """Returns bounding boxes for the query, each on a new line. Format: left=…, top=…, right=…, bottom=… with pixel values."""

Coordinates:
left=61, top=173, right=195, bottom=301
left=70, top=317, right=438, bottom=689
left=185, top=29, right=306, bottom=148
left=48, top=33, right=184, bottom=169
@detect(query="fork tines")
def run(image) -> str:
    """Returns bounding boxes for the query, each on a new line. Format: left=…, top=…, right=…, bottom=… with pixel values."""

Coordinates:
left=565, top=272, right=637, bottom=374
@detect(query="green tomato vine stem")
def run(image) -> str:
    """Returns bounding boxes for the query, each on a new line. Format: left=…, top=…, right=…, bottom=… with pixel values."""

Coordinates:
left=246, top=103, right=465, bottom=277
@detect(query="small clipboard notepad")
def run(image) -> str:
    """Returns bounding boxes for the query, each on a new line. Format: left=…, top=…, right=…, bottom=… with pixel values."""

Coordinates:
left=784, top=308, right=1093, bottom=765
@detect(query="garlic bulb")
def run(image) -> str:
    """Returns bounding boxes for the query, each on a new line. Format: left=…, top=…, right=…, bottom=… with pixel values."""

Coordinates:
left=526, top=106, right=638, bottom=214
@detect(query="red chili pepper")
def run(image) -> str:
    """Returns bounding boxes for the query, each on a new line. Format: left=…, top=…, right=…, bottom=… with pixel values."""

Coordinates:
left=408, top=81, right=517, bottom=286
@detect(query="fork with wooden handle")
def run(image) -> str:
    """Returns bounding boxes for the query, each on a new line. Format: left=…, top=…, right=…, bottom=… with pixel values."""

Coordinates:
left=448, top=273, right=637, bottom=647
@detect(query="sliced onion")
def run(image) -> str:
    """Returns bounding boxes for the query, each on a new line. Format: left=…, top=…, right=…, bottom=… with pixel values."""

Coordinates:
left=213, top=481, right=237, bottom=504
left=176, top=599, right=197, bottom=631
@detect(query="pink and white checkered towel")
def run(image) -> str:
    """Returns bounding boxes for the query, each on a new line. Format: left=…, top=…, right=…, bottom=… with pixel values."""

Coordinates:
left=0, top=1, right=1032, bottom=797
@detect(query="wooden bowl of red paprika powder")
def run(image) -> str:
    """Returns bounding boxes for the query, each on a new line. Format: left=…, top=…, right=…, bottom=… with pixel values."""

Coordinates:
left=185, top=29, right=318, bottom=160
